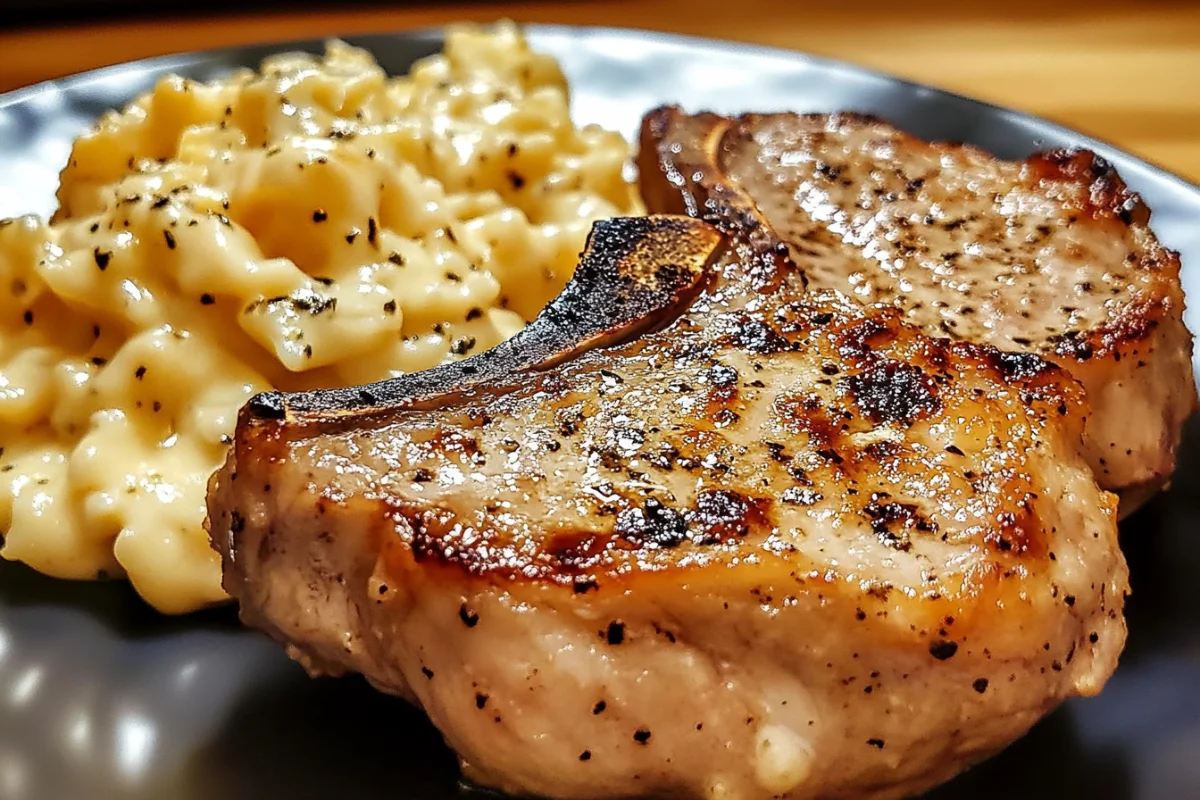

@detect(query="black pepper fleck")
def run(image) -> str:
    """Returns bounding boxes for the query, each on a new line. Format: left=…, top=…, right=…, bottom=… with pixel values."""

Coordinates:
left=450, top=336, right=476, bottom=356
left=459, top=604, right=479, bottom=628
left=929, top=640, right=959, bottom=660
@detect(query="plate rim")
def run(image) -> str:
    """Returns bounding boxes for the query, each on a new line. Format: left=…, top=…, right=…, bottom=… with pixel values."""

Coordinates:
left=3, top=21, right=1199, bottom=202
left=1, top=19, right=1198, bottom=800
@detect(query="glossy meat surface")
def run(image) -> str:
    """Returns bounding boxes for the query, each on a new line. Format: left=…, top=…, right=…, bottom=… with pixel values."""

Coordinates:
left=640, top=107, right=1196, bottom=500
left=209, top=197, right=1128, bottom=798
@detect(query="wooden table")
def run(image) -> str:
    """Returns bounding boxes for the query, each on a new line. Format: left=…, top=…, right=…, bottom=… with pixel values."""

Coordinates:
left=3, top=0, right=1199, bottom=184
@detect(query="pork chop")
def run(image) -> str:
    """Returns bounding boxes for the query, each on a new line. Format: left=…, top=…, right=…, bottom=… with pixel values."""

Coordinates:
left=208, top=204, right=1127, bottom=799
left=639, top=106, right=1196, bottom=507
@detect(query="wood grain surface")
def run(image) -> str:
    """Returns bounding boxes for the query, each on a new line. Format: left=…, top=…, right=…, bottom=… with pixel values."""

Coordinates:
left=3, top=0, right=1198, bottom=183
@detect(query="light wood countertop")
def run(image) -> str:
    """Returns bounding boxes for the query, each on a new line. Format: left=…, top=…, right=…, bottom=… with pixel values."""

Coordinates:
left=3, top=1, right=1198, bottom=183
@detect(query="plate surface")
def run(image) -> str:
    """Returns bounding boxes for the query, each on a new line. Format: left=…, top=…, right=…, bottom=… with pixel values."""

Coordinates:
left=1, top=25, right=1199, bottom=800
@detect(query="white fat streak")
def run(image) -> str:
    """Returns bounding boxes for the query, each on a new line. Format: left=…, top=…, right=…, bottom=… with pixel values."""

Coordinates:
left=754, top=723, right=814, bottom=795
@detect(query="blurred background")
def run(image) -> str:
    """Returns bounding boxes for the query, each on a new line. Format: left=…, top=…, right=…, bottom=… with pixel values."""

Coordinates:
left=4, top=0, right=1199, bottom=182
left=2, top=0, right=1200, bottom=181
left=2, top=0, right=1198, bottom=183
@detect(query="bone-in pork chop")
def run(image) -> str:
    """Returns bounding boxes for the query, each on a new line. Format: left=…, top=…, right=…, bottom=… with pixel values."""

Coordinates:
left=639, top=107, right=1196, bottom=506
left=208, top=203, right=1127, bottom=799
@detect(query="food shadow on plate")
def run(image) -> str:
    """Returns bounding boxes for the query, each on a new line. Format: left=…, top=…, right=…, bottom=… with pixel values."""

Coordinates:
left=0, top=559, right=238, bottom=637
left=177, top=670, right=1131, bottom=800
left=925, top=708, right=1132, bottom=799
left=179, top=671, right=459, bottom=800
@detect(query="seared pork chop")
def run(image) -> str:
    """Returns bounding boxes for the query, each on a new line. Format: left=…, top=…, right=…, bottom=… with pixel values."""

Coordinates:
left=639, top=107, right=1196, bottom=505
left=209, top=203, right=1127, bottom=799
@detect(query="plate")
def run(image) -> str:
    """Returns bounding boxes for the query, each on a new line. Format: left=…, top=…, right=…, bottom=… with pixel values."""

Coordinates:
left=1, top=25, right=1199, bottom=800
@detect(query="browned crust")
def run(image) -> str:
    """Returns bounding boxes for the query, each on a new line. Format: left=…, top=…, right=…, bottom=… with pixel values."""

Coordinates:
left=213, top=107, right=1106, bottom=650
left=641, top=105, right=1186, bottom=366
left=1028, top=149, right=1185, bottom=363
left=220, top=286, right=1087, bottom=618
left=1026, top=149, right=1148, bottom=227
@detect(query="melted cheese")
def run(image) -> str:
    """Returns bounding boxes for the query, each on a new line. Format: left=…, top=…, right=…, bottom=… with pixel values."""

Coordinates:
left=0, top=23, right=640, bottom=613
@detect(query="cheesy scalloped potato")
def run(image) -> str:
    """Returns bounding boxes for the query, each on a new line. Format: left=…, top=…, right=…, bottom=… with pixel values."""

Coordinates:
left=0, top=24, right=641, bottom=613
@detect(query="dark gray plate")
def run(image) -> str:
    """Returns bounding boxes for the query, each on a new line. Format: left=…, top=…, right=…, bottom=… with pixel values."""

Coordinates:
left=1, top=25, right=1198, bottom=800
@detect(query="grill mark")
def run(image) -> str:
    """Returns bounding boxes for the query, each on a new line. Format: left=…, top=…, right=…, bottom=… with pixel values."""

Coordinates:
left=615, top=498, right=689, bottom=548
left=862, top=500, right=937, bottom=551
left=989, top=350, right=1054, bottom=380
left=688, top=489, right=769, bottom=543
left=724, top=314, right=790, bottom=354
left=841, top=360, right=941, bottom=426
